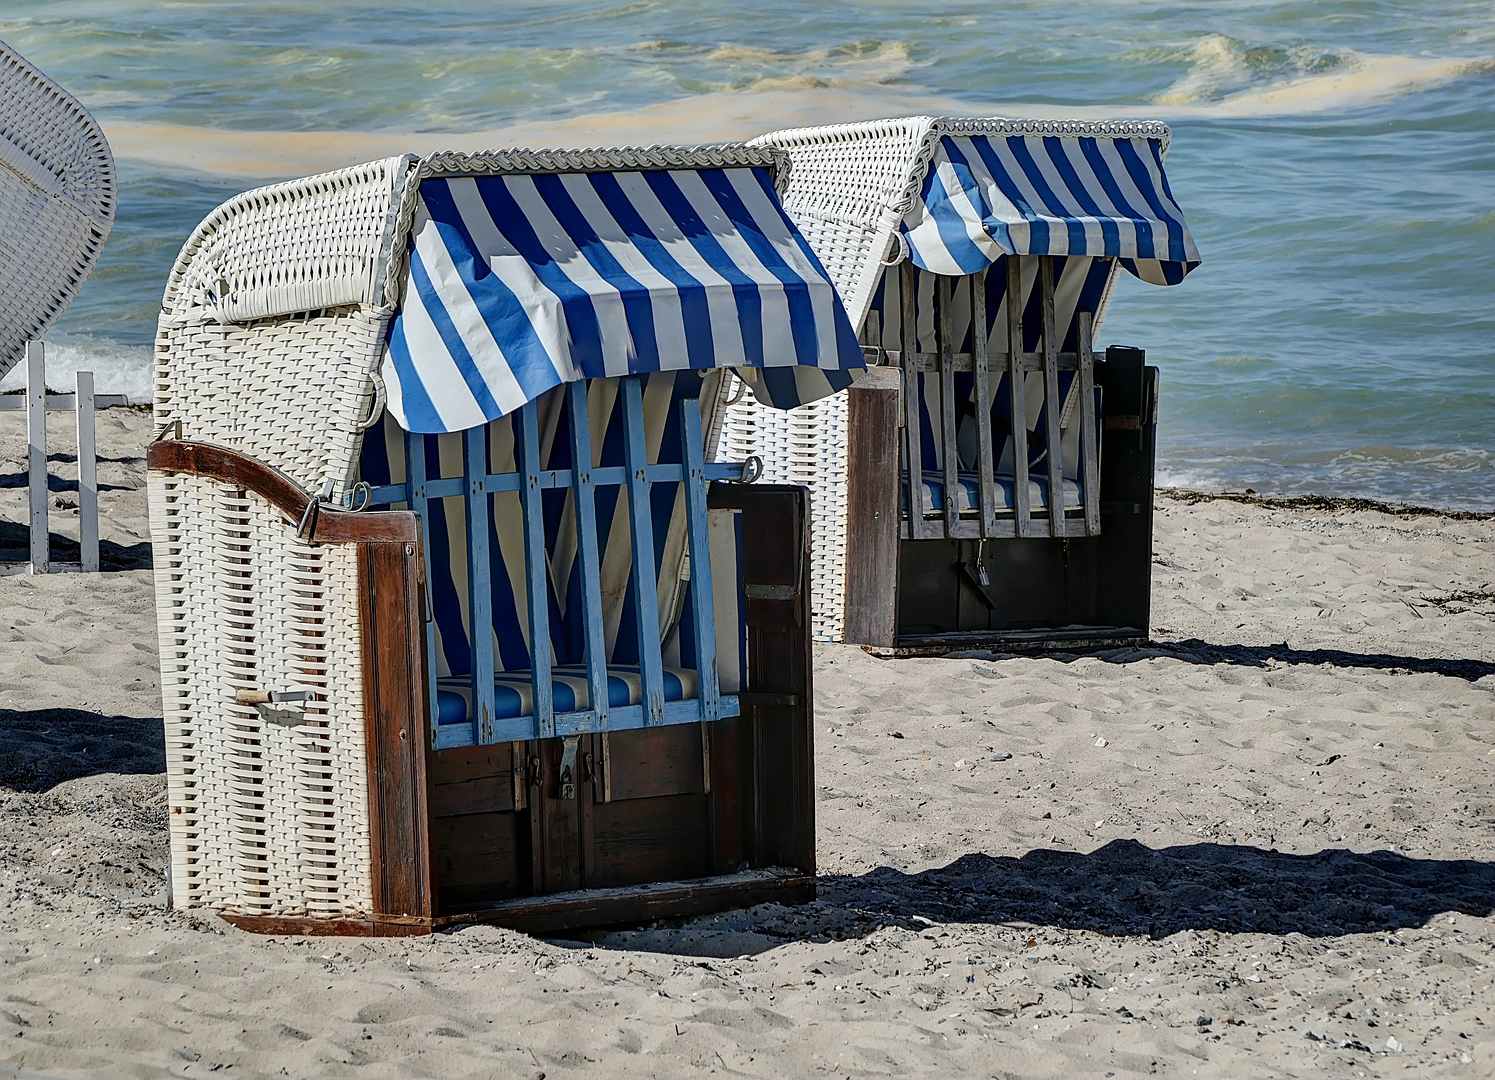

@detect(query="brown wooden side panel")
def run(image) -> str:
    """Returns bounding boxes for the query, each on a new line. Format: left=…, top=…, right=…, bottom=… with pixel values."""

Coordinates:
left=148, top=440, right=417, bottom=544
left=535, top=737, right=582, bottom=894
left=605, top=725, right=707, bottom=802
left=429, top=743, right=517, bottom=817
left=843, top=367, right=902, bottom=646
left=358, top=540, right=435, bottom=921
left=709, top=484, right=816, bottom=878
left=590, top=793, right=713, bottom=888
left=433, top=811, right=526, bottom=909
left=707, top=716, right=744, bottom=875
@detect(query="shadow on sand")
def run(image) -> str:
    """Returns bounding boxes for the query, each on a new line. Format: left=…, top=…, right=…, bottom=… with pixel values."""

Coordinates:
left=0, top=708, right=164, bottom=792
left=574, top=842, right=1495, bottom=957
left=1080, top=639, right=1494, bottom=683
left=0, top=517, right=152, bottom=569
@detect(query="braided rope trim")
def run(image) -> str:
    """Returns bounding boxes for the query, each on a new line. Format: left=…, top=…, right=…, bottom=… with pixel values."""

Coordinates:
left=381, top=143, right=790, bottom=308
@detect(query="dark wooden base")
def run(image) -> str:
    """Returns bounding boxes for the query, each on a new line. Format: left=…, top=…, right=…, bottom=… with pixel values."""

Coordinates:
left=865, top=625, right=1146, bottom=658
left=216, top=869, right=814, bottom=937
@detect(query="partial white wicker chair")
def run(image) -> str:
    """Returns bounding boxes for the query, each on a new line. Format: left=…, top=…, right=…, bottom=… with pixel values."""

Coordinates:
left=0, top=39, right=115, bottom=378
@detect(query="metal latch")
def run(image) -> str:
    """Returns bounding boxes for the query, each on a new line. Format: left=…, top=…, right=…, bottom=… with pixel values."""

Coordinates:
left=235, top=688, right=315, bottom=704
left=558, top=736, right=579, bottom=800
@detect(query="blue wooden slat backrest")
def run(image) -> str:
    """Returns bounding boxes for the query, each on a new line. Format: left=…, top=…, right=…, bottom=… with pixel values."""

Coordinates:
left=870, top=256, right=1109, bottom=483
left=357, top=371, right=743, bottom=746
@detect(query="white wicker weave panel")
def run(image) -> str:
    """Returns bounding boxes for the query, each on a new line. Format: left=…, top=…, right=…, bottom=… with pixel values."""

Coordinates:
left=153, top=305, right=389, bottom=496
left=148, top=472, right=373, bottom=917
left=0, top=40, right=115, bottom=379
left=159, top=157, right=411, bottom=326
left=718, top=377, right=851, bottom=644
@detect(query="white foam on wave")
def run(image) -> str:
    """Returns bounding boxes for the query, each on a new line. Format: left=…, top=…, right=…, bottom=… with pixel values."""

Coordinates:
left=100, top=45, right=1492, bottom=180
left=0, top=333, right=153, bottom=403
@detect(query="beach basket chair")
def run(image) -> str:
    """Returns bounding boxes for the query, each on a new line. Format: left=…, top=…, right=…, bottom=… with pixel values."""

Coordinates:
left=146, top=145, right=863, bottom=935
left=0, top=39, right=115, bottom=378
left=728, top=116, right=1201, bottom=651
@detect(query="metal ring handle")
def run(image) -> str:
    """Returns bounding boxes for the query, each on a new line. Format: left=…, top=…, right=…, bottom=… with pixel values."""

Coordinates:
left=880, top=232, right=909, bottom=266
left=357, top=370, right=387, bottom=430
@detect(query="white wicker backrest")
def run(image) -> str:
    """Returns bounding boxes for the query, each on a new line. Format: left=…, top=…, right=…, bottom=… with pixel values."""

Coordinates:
left=154, top=157, right=416, bottom=495
left=160, top=156, right=417, bottom=326
left=0, top=39, right=115, bottom=379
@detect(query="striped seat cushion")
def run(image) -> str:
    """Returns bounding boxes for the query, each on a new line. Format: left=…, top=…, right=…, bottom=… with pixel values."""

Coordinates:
left=909, top=470, right=1082, bottom=517
left=436, top=665, right=699, bottom=726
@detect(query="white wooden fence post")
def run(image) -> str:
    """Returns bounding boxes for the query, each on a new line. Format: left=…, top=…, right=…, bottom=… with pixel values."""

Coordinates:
left=26, top=340, right=47, bottom=574
left=75, top=369, right=99, bottom=573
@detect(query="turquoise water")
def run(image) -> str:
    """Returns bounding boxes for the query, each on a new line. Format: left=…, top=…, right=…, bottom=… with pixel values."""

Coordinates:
left=3, top=1, right=1492, bottom=508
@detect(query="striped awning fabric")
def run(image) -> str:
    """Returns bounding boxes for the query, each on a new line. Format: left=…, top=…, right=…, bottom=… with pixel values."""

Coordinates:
left=381, top=166, right=864, bottom=434
left=902, top=132, right=1202, bottom=286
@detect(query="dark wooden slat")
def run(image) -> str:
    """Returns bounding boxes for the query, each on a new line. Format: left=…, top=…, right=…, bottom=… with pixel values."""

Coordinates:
left=1077, top=310, right=1102, bottom=537
left=1039, top=256, right=1066, bottom=539
left=429, top=744, right=516, bottom=817
left=537, top=736, right=582, bottom=893
left=899, top=259, right=928, bottom=540
left=358, top=540, right=434, bottom=922
left=433, top=811, right=524, bottom=906
left=1006, top=257, right=1033, bottom=537
left=971, top=270, right=997, bottom=538
left=590, top=792, right=712, bottom=887
left=603, top=724, right=707, bottom=801
left=936, top=274, right=960, bottom=538
left=148, top=440, right=417, bottom=543
left=741, top=487, right=815, bottom=876
left=433, top=869, right=815, bottom=934
left=222, top=875, right=819, bottom=936
left=842, top=367, right=900, bottom=646
left=219, top=914, right=382, bottom=937
left=706, top=717, right=743, bottom=874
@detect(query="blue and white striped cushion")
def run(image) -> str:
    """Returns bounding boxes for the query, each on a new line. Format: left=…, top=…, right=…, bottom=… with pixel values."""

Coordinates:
left=909, top=471, right=1082, bottom=517
left=436, top=665, right=699, bottom=726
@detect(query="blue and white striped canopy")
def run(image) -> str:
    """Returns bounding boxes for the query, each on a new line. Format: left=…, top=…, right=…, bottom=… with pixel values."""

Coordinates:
left=381, top=166, right=864, bottom=434
left=902, top=133, right=1202, bottom=286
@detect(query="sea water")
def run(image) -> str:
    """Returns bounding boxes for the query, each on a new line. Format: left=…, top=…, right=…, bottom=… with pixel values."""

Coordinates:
left=3, top=1, right=1491, bottom=509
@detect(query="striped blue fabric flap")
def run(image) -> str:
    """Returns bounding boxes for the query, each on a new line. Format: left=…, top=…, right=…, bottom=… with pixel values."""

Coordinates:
left=902, top=134, right=1201, bottom=285
left=381, top=166, right=864, bottom=433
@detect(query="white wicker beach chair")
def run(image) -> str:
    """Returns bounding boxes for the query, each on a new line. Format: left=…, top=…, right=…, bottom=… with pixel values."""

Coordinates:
left=733, top=116, right=1201, bottom=649
left=147, top=145, right=860, bottom=934
left=0, top=40, right=115, bottom=378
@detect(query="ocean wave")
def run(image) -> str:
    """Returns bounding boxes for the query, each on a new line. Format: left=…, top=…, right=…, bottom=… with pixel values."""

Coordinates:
left=99, top=44, right=1493, bottom=180
left=0, top=334, right=152, bottom=403
left=1157, top=444, right=1495, bottom=513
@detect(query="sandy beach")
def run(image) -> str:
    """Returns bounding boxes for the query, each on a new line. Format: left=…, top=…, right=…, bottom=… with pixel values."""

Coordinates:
left=2, top=407, right=1493, bottom=1079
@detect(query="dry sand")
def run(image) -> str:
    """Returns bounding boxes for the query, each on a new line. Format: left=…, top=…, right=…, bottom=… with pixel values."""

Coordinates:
left=2, top=407, right=1494, bottom=1079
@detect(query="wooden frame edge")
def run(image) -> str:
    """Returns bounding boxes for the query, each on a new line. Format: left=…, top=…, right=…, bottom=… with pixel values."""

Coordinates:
left=147, top=439, right=417, bottom=543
